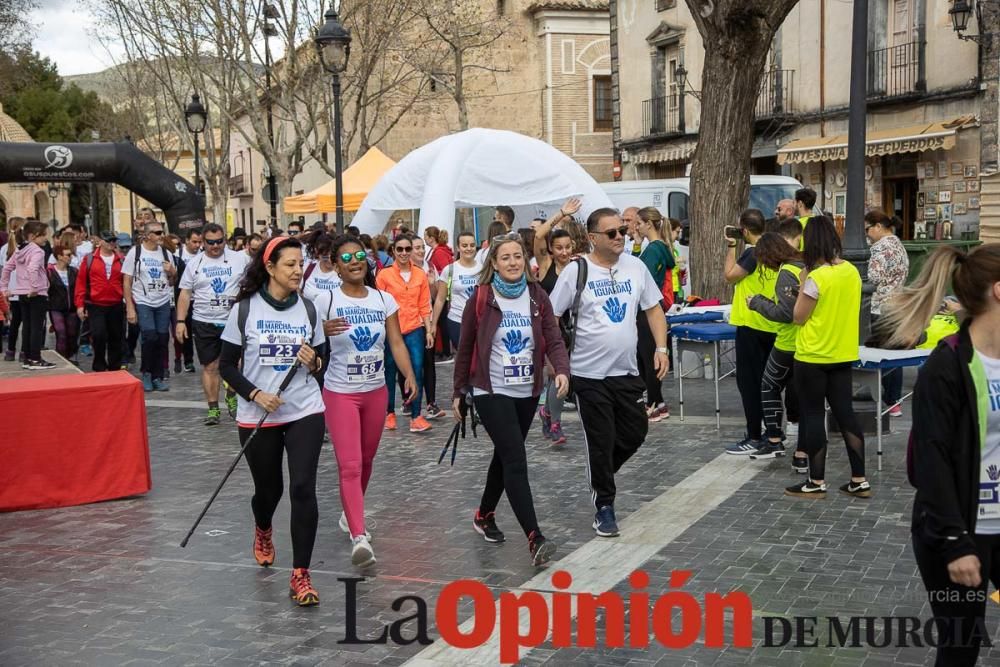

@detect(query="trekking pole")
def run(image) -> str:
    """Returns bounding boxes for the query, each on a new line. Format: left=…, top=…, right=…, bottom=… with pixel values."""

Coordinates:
left=180, top=360, right=301, bottom=548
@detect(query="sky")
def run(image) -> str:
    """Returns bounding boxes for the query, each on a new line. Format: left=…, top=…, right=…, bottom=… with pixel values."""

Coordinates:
left=30, top=0, right=124, bottom=76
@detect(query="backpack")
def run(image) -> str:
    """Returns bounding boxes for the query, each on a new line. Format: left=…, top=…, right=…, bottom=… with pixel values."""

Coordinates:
left=906, top=333, right=960, bottom=488
left=303, top=261, right=317, bottom=283
left=559, top=257, right=588, bottom=354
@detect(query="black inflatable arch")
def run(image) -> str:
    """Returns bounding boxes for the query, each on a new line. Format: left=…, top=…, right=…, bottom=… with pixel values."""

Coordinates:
left=0, top=141, right=206, bottom=233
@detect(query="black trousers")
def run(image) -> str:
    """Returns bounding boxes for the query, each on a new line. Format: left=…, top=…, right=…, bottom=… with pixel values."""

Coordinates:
left=913, top=532, right=1000, bottom=667
left=636, top=312, right=663, bottom=407
left=6, top=299, right=22, bottom=354
left=574, top=374, right=648, bottom=509
left=735, top=326, right=776, bottom=440
left=761, top=347, right=798, bottom=441
left=474, top=394, right=540, bottom=538
left=240, top=412, right=325, bottom=569
left=794, top=360, right=865, bottom=480
left=21, top=295, right=48, bottom=362
left=125, top=321, right=140, bottom=362
left=87, top=303, right=124, bottom=372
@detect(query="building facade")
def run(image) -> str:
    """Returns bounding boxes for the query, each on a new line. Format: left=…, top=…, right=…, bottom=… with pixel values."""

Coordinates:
left=612, top=0, right=999, bottom=242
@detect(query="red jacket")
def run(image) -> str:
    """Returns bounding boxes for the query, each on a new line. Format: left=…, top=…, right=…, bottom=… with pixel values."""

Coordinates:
left=429, top=244, right=453, bottom=274
left=74, top=251, right=125, bottom=308
left=453, top=282, right=570, bottom=399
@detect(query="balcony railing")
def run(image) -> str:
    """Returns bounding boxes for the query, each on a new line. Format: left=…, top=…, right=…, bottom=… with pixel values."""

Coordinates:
left=228, top=174, right=250, bottom=196
left=642, top=95, right=681, bottom=136
left=755, top=68, right=795, bottom=118
left=868, top=40, right=924, bottom=100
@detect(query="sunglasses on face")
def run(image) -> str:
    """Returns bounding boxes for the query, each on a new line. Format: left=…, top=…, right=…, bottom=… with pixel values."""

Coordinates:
left=394, top=245, right=412, bottom=253
left=339, top=250, right=367, bottom=263
left=204, top=238, right=225, bottom=246
left=592, top=225, right=629, bottom=240
left=148, top=230, right=164, bottom=236
left=289, top=230, right=300, bottom=236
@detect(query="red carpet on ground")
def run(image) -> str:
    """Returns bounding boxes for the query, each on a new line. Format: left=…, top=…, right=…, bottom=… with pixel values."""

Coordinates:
left=0, top=371, right=151, bottom=512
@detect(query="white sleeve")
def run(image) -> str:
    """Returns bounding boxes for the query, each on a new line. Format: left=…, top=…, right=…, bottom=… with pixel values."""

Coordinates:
left=549, top=261, right=579, bottom=317
left=179, top=256, right=198, bottom=290
left=121, top=248, right=137, bottom=276
left=220, top=301, right=243, bottom=345
left=638, top=263, right=664, bottom=310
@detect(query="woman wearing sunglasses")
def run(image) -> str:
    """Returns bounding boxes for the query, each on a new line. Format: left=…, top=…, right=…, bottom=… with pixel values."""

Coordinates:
left=311, top=236, right=417, bottom=569
left=374, top=233, right=434, bottom=433
left=453, top=234, right=570, bottom=566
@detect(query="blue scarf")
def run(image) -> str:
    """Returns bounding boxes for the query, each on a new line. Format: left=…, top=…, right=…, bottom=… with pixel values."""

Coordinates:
left=492, top=273, right=527, bottom=299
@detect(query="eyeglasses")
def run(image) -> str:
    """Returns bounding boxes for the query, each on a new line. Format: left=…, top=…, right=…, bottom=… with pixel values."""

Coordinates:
left=148, top=230, right=164, bottom=236
left=204, top=238, right=225, bottom=246
left=592, top=225, right=629, bottom=240
left=394, top=245, right=412, bottom=253
left=339, top=250, right=367, bottom=263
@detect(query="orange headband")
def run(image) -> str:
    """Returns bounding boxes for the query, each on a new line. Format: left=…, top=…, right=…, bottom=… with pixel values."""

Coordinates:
left=262, top=235, right=287, bottom=264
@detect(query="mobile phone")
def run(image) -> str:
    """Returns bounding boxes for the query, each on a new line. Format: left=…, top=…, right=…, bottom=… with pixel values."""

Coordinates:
left=724, top=225, right=743, bottom=240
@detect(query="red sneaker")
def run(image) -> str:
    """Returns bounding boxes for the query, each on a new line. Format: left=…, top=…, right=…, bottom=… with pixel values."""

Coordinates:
left=289, top=568, right=319, bottom=606
left=253, top=526, right=274, bottom=567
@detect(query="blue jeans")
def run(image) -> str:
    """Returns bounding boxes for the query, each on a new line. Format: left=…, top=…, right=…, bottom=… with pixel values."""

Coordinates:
left=136, top=303, right=171, bottom=379
left=385, top=327, right=424, bottom=418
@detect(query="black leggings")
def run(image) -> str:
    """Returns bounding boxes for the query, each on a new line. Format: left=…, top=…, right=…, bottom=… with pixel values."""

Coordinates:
left=794, top=360, right=865, bottom=481
left=735, top=326, right=776, bottom=440
left=474, top=393, right=541, bottom=538
left=240, top=412, right=325, bottom=569
left=761, top=347, right=797, bottom=441
left=913, top=532, right=1000, bottom=666
left=21, top=295, right=48, bottom=362
left=636, top=312, right=662, bottom=407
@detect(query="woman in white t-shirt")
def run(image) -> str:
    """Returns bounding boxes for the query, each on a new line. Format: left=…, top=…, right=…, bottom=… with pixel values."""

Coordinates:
left=452, top=235, right=571, bottom=566
left=311, top=236, right=417, bottom=570
left=432, top=231, right=481, bottom=354
left=217, top=235, right=326, bottom=607
left=301, top=232, right=343, bottom=302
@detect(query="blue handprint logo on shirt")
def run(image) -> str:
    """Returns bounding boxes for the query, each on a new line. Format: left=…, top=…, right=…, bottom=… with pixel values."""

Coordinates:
left=603, top=297, right=627, bottom=323
left=148, top=267, right=161, bottom=280
left=465, top=286, right=475, bottom=299
left=210, top=277, right=227, bottom=294
left=989, top=464, right=1000, bottom=482
left=350, top=326, right=381, bottom=351
left=503, top=329, right=530, bottom=354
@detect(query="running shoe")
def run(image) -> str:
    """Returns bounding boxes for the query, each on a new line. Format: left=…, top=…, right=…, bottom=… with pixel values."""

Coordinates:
left=253, top=526, right=274, bottom=567
left=749, top=441, right=786, bottom=460
left=785, top=480, right=828, bottom=497
left=791, top=455, right=809, bottom=474
left=174, top=358, right=182, bottom=374
left=225, top=387, right=238, bottom=420
left=593, top=505, right=620, bottom=537
left=549, top=422, right=566, bottom=445
left=24, top=359, right=56, bottom=370
left=351, top=535, right=376, bottom=567
left=563, top=400, right=577, bottom=411
left=725, top=437, right=762, bottom=456
left=80, top=344, right=93, bottom=357
left=888, top=405, right=903, bottom=418
left=204, top=407, right=221, bottom=426
left=538, top=406, right=553, bottom=438
left=339, top=511, right=373, bottom=541
left=410, top=416, right=432, bottom=433
left=184, top=362, right=196, bottom=373
left=658, top=403, right=670, bottom=420
left=141, top=373, right=154, bottom=392
left=425, top=403, right=447, bottom=420
left=385, top=413, right=397, bottom=431
left=289, top=568, right=319, bottom=606
left=528, top=530, right=556, bottom=566
left=647, top=405, right=664, bottom=423
left=153, top=378, right=169, bottom=392
left=3, top=350, right=13, bottom=362
left=839, top=480, right=872, bottom=498
left=473, top=510, right=505, bottom=543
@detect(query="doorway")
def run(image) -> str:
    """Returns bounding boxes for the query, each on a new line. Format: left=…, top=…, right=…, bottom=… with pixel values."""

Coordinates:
left=883, top=176, right=917, bottom=240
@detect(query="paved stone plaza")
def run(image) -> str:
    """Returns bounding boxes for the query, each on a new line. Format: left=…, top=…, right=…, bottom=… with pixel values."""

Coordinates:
left=2, top=361, right=998, bottom=666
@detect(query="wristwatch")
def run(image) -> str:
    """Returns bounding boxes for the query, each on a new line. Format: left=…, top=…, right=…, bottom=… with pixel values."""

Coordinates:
left=655, top=347, right=669, bottom=354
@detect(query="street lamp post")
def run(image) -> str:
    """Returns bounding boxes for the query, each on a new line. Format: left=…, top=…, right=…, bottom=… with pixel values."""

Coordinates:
left=184, top=94, right=208, bottom=196
left=47, top=183, right=60, bottom=231
left=674, top=61, right=687, bottom=135
left=314, top=7, right=352, bottom=235
left=263, top=3, right=280, bottom=228
left=949, top=0, right=999, bottom=176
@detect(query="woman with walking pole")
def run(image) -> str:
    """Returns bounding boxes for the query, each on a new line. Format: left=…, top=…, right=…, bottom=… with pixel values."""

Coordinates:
left=218, top=235, right=327, bottom=606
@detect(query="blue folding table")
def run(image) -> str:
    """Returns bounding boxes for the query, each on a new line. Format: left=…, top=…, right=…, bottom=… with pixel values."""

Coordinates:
left=670, top=322, right=737, bottom=429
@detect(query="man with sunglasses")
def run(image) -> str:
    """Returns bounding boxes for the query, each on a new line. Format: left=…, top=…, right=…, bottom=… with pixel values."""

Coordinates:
left=123, top=220, right=176, bottom=391
left=550, top=208, right=668, bottom=538
left=176, top=223, right=251, bottom=425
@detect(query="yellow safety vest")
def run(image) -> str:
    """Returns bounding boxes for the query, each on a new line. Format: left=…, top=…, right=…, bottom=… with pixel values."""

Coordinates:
left=774, top=263, right=803, bottom=353
left=731, top=257, right=780, bottom=333
left=794, top=262, right=861, bottom=364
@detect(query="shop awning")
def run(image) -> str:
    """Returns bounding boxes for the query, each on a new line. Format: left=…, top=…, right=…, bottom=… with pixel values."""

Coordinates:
left=777, top=116, right=976, bottom=165
left=283, top=147, right=396, bottom=214
left=632, top=140, right=697, bottom=165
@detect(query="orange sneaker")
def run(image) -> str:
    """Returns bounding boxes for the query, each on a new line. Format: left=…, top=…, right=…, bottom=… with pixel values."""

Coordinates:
left=385, top=413, right=397, bottom=431
left=253, top=526, right=274, bottom=567
left=410, top=415, right=432, bottom=433
left=289, top=567, right=319, bottom=606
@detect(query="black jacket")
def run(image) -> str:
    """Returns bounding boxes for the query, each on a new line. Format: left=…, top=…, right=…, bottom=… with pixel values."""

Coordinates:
left=46, top=264, right=77, bottom=312
left=910, top=321, right=985, bottom=563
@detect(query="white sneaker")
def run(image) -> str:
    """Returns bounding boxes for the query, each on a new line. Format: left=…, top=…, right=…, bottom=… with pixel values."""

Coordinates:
left=786, top=422, right=798, bottom=437
left=351, top=535, right=376, bottom=567
left=339, top=511, right=373, bottom=541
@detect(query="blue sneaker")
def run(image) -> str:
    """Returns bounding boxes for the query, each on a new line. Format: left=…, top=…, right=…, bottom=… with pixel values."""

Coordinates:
left=141, top=372, right=153, bottom=392
left=592, top=505, right=620, bottom=537
left=725, top=437, right=762, bottom=456
left=152, top=377, right=169, bottom=392
left=80, top=344, right=93, bottom=357
left=538, top=406, right=553, bottom=439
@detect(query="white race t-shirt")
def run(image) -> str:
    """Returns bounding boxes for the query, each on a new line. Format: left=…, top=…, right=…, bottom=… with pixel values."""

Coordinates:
left=313, top=287, right=399, bottom=394
left=475, top=290, right=534, bottom=398
left=122, top=245, right=173, bottom=308
left=0, top=245, right=16, bottom=301
left=55, top=268, right=69, bottom=286
left=220, top=295, right=325, bottom=427
left=76, top=240, right=93, bottom=263
left=550, top=254, right=662, bottom=380
left=975, top=352, right=1000, bottom=534
left=443, top=261, right=482, bottom=324
left=177, top=246, right=201, bottom=263
left=302, top=264, right=343, bottom=303
left=179, top=248, right=250, bottom=325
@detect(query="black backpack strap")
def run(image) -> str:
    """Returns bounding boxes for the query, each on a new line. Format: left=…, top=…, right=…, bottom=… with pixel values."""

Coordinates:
left=565, top=257, right=588, bottom=354
left=302, top=296, right=317, bottom=341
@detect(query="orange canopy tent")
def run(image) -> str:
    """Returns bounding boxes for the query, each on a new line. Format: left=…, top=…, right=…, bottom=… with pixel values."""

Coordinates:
left=283, top=146, right=396, bottom=214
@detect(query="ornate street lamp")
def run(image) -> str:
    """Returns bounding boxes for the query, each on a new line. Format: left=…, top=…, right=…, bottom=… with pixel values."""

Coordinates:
left=674, top=61, right=687, bottom=134
left=184, top=93, right=208, bottom=195
left=950, top=0, right=997, bottom=44
left=314, top=7, right=352, bottom=234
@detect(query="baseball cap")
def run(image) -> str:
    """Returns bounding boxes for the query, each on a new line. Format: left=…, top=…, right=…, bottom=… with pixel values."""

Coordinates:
left=100, top=230, right=118, bottom=243
left=117, top=233, right=133, bottom=248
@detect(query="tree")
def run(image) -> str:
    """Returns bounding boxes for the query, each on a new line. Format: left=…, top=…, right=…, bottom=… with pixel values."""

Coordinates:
left=683, top=0, right=799, bottom=298
left=0, top=0, right=37, bottom=53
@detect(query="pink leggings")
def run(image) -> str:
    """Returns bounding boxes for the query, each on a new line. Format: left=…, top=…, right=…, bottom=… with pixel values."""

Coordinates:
left=322, top=386, right=388, bottom=538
